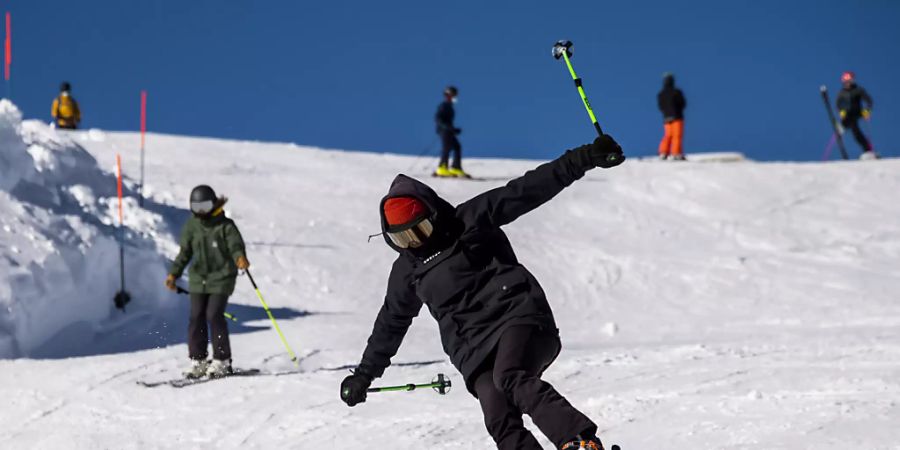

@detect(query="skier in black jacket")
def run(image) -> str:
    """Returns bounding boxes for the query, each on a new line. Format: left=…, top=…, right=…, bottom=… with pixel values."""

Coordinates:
left=836, top=71, right=875, bottom=157
left=341, top=135, right=626, bottom=450
left=434, top=85, right=468, bottom=178
left=657, top=73, right=686, bottom=160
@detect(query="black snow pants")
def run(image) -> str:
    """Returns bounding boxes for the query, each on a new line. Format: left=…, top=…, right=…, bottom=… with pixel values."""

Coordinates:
left=439, top=130, right=462, bottom=169
left=472, top=325, right=596, bottom=450
left=188, top=293, right=231, bottom=361
left=841, top=116, right=873, bottom=152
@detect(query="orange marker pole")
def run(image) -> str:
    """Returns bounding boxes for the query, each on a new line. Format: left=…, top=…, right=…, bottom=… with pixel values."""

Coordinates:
left=138, top=91, right=147, bottom=206
left=116, top=154, right=124, bottom=224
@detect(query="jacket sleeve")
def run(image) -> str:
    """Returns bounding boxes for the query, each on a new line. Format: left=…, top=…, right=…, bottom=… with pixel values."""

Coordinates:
left=51, top=98, right=59, bottom=119
left=169, top=222, right=194, bottom=277
left=457, top=145, right=593, bottom=229
left=861, top=89, right=873, bottom=109
left=358, top=258, right=423, bottom=378
left=677, top=90, right=686, bottom=111
left=224, top=221, right=247, bottom=261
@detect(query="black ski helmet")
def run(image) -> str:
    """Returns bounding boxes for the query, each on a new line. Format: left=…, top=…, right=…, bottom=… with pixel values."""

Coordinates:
left=444, top=85, right=458, bottom=97
left=60, top=81, right=71, bottom=92
left=190, top=185, right=217, bottom=215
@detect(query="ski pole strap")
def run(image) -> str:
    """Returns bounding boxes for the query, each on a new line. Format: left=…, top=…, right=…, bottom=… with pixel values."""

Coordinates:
left=562, top=51, right=603, bottom=136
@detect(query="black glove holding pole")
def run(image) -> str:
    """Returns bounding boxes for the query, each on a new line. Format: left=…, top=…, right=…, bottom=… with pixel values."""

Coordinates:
left=568, top=134, right=625, bottom=170
left=341, top=369, right=373, bottom=407
left=586, top=134, right=625, bottom=168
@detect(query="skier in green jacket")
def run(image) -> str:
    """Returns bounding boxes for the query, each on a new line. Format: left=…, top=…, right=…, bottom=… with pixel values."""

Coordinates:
left=165, top=185, right=249, bottom=378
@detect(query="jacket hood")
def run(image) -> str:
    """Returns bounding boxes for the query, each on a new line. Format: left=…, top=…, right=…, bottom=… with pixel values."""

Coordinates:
left=663, top=76, right=675, bottom=89
left=379, top=174, right=459, bottom=254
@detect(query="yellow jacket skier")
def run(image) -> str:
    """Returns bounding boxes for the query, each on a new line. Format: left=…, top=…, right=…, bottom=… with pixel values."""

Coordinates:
left=51, top=81, right=81, bottom=130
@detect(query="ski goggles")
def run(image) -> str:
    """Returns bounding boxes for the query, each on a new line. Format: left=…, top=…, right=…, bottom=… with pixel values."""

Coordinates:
left=190, top=200, right=215, bottom=215
left=385, top=217, right=434, bottom=249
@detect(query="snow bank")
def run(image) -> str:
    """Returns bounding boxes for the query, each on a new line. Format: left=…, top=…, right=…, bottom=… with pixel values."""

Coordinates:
left=0, top=100, right=179, bottom=358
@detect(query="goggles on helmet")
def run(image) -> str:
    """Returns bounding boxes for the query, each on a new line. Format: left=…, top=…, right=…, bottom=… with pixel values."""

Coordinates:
left=386, top=217, right=434, bottom=249
left=191, top=199, right=215, bottom=215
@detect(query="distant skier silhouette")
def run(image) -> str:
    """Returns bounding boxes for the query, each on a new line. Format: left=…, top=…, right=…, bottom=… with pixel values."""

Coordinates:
left=51, top=82, right=81, bottom=130
left=434, top=85, right=469, bottom=178
left=657, top=73, right=686, bottom=160
left=836, top=71, right=876, bottom=159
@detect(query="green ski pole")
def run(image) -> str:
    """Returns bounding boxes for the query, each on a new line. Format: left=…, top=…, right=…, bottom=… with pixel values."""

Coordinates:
left=361, top=373, right=452, bottom=395
left=175, top=286, right=237, bottom=322
left=552, top=40, right=623, bottom=166
left=245, top=269, right=300, bottom=366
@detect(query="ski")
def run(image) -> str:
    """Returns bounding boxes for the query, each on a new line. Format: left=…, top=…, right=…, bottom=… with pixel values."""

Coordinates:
left=819, top=85, right=849, bottom=160
left=137, top=368, right=262, bottom=388
left=429, top=173, right=504, bottom=182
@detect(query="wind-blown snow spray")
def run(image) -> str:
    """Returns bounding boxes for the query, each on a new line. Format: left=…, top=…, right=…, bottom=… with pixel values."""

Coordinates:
left=114, top=154, right=131, bottom=311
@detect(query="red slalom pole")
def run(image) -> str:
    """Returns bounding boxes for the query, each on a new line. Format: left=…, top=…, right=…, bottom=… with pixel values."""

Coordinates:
left=116, top=154, right=124, bottom=224
left=139, top=91, right=147, bottom=206
left=5, top=12, right=11, bottom=98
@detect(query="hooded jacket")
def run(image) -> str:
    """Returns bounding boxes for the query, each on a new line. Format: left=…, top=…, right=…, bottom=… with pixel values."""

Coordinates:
left=435, top=100, right=456, bottom=134
left=657, top=77, right=686, bottom=123
left=836, top=83, right=873, bottom=120
left=358, top=145, right=597, bottom=394
left=169, top=203, right=246, bottom=296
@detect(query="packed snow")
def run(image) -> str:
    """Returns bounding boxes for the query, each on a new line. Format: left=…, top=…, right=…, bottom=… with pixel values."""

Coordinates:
left=1, top=100, right=899, bottom=448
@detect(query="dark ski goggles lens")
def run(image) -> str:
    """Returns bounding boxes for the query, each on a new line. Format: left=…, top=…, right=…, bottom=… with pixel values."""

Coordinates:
left=191, top=200, right=215, bottom=215
left=386, top=218, right=434, bottom=249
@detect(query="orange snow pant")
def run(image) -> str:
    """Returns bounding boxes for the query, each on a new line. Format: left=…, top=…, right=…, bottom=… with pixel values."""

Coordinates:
left=659, top=119, right=684, bottom=157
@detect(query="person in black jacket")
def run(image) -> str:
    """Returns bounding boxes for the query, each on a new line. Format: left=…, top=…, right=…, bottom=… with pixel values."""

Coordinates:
left=434, top=85, right=468, bottom=178
left=836, top=71, right=875, bottom=157
left=341, top=135, right=626, bottom=450
left=657, top=73, right=687, bottom=160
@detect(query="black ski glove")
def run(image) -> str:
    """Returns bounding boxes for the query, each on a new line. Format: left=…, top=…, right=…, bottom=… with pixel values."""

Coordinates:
left=587, top=134, right=625, bottom=168
left=454, top=128, right=462, bottom=135
left=340, top=370, right=373, bottom=407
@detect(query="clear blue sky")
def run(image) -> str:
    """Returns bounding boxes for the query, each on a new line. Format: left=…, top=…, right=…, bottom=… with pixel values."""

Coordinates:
left=5, top=0, right=899, bottom=161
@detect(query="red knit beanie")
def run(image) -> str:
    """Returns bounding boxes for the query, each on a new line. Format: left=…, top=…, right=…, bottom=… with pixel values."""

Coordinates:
left=384, top=197, right=428, bottom=227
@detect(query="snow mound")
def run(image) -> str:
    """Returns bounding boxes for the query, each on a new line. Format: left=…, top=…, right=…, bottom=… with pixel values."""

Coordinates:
left=0, top=100, right=180, bottom=358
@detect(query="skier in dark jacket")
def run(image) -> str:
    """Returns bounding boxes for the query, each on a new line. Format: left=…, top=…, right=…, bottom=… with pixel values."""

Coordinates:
left=434, top=85, right=468, bottom=178
left=341, top=135, right=626, bottom=450
left=836, top=71, right=875, bottom=158
left=165, top=185, right=249, bottom=379
left=657, top=73, right=686, bottom=160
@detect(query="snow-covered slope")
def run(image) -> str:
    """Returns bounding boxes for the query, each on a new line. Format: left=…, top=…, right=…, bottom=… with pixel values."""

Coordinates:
left=1, top=112, right=899, bottom=448
left=0, top=101, right=180, bottom=359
